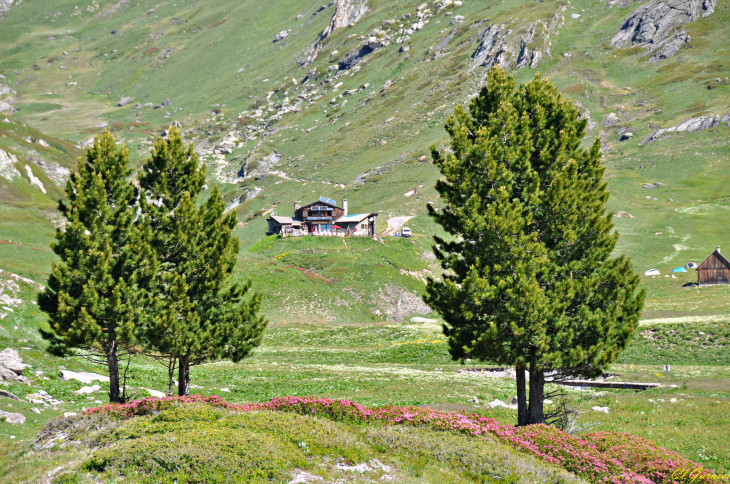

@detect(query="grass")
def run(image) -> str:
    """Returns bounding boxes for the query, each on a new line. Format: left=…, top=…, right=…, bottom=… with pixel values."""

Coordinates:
left=0, top=404, right=581, bottom=483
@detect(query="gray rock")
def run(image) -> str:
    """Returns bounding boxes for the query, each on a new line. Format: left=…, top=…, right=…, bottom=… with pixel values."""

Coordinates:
left=322, top=0, right=369, bottom=38
left=0, top=411, right=25, bottom=424
left=273, top=30, right=288, bottom=42
left=450, top=14, right=464, bottom=25
left=0, top=348, right=29, bottom=383
left=116, top=96, right=134, bottom=107
left=30, top=407, right=40, bottom=414
left=620, top=132, right=633, bottom=141
left=74, top=384, right=101, bottom=395
left=653, top=181, right=663, bottom=187
left=639, top=115, right=720, bottom=144
left=604, top=112, right=621, bottom=127
left=162, top=98, right=171, bottom=106
left=0, top=389, right=20, bottom=400
left=339, top=37, right=387, bottom=70
left=59, top=370, right=109, bottom=384
left=592, top=405, right=610, bottom=414
left=469, top=397, right=479, bottom=404
left=611, top=0, right=717, bottom=61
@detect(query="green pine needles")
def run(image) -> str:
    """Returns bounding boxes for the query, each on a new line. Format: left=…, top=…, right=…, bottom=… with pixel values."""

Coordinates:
left=425, top=68, right=645, bottom=426
left=39, top=128, right=267, bottom=402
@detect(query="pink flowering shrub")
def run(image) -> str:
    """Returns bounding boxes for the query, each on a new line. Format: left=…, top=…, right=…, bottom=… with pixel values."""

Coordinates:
left=85, top=395, right=704, bottom=484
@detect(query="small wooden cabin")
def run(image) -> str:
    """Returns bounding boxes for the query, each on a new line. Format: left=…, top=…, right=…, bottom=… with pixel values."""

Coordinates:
left=697, top=246, right=730, bottom=286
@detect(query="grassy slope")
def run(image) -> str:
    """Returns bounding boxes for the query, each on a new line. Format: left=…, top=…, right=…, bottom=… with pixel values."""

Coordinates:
left=1, top=0, right=730, bottom=478
left=1, top=404, right=583, bottom=483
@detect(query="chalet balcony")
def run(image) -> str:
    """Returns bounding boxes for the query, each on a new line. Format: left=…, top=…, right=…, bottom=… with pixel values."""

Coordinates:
left=309, top=205, right=333, bottom=211
left=307, top=216, right=332, bottom=221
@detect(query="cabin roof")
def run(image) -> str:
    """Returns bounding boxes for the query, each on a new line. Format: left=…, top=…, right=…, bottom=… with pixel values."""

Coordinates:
left=697, top=248, right=730, bottom=270
left=268, top=215, right=301, bottom=225
left=335, top=213, right=375, bottom=223
left=299, top=199, right=342, bottom=210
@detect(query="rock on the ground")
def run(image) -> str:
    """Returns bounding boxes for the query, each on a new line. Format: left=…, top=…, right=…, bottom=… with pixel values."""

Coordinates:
left=0, top=348, right=30, bottom=383
left=488, top=399, right=508, bottom=408
left=604, top=112, right=621, bottom=127
left=639, top=114, right=721, bottom=145
left=0, top=0, right=17, bottom=15
left=0, top=410, right=25, bottom=424
left=610, top=0, right=716, bottom=60
left=322, top=0, right=369, bottom=38
left=116, top=96, right=134, bottom=107
left=143, top=388, right=166, bottom=398
left=59, top=370, right=110, bottom=384
left=409, top=317, right=437, bottom=323
left=0, top=389, right=21, bottom=400
left=74, top=385, right=101, bottom=395
left=592, top=405, right=610, bottom=413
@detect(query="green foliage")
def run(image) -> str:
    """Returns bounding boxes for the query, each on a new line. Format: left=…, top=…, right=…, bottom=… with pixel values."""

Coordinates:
left=37, top=130, right=140, bottom=402
left=136, top=127, right=267, bottom=395
left=425, top=68, right=645, bottom=424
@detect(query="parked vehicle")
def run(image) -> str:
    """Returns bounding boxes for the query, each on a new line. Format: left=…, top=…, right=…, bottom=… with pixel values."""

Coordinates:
left=401, top=227, right=412, bottom=237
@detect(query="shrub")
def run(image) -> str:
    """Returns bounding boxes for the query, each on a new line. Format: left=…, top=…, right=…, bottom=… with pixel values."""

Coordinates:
left=85, top=396, right=706, bottom=484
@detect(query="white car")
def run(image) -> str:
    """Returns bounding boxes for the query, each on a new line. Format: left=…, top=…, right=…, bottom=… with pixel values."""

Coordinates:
left=401, top=227, right=412, bottom=237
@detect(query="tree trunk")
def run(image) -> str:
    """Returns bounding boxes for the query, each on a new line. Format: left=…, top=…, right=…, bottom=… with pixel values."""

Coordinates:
left=516, top=363, right=529, bottom=426
left=167, top=357, right=176, bottom=397
left=107, top=340, right=121, bottom=403
left=177, top=356, right=190, bottom=396
left=528, top=361, right=545, bottom=424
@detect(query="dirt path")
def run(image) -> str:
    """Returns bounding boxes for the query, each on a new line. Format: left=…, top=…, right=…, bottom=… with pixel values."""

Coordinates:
left=380, top=215, right=414, bottom=236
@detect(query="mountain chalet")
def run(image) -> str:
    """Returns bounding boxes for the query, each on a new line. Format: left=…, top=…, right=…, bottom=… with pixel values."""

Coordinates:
left=266, top=197, right=378, bottom=237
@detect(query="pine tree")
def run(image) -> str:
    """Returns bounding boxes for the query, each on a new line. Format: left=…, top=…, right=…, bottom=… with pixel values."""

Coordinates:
left=425, top=68, right=645, bottom=425
left=137, top=127, right=267, bottom=395
left=38, top=130, right=141, bottom=403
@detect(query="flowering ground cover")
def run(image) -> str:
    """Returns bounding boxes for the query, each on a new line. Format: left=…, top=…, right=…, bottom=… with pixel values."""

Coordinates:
left=86, top=395, right=709, bottom=484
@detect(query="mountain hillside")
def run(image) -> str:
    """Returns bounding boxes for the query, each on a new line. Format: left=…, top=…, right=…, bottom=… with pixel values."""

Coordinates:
left=1, top=0, right=729, bottom=321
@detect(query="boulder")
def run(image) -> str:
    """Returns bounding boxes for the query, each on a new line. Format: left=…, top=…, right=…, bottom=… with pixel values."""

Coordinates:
left=322, top=0, right=369, bottom=38
left=620, top=131, right=633, bottom=141
left=116, top=96, right=134, bottom=107
left=611, top=0, right=717, bottom=60
left=604, top=112, right=620, bottom=127
left=162, top=98, right=171, bottom=106
left=449, top=14, right=464, bottom=25
left=143, top=388, right=166, bottom=398
left=0, top=348, right=30, bottom=383
left=0, top=389, right=20, bottom=400
left=592, top=405, right=610, bottom=413
left=0, top=411, right=25, bottom=424
left=639, top=115, right=720, bottom=145
left=74, top=385, right=101, bottom=395
left=273, top=30, right=288, bottom=42
left=409, top=317, right=437, bottom=323
left=59, top=370, right=109, bottom=384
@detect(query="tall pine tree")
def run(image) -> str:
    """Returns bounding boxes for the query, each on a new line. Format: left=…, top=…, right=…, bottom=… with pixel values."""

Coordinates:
left=425, top=68, right=645, bottom=425
left=136, top=127, right=267, bottom=395
left=39, top=130, right=141, bottom=403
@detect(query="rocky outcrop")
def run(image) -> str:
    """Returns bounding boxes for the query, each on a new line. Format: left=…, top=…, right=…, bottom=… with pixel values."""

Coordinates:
left=339, top=36, right=388, bottom=70
left=0, top=348, right=30, bottom=384
left=0, top=410, right=25, bottom=424
left=322, top=0, right=369, bottom=38
left=610, top=0, right=717, bottom=60
left=639, top=114, right=722, bottom=145
left=473, top=24, right=509, bottom=69
left=0, top=0, right=17, bottom=15
left=59, top=370, right=110, bottom=384
left=0, top=148, right=21, bottom=181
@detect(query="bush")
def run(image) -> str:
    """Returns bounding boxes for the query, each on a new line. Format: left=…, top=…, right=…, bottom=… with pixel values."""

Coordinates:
left=85, top=396, right=706, bottom=484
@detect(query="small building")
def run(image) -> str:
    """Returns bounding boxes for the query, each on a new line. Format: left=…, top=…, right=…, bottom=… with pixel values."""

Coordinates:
left=267, top=196, right=378, bottom=237
left=697, top=246, right=730, bottom=286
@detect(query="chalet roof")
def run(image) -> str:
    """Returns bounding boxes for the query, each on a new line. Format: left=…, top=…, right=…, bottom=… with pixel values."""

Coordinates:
left=268, top=215, right=301, bottom=225
left=697, top=248, right=730, bottom=270
left=299, top=199, right=342, bottom=210
left=335, top=213, right=375, bottom=223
